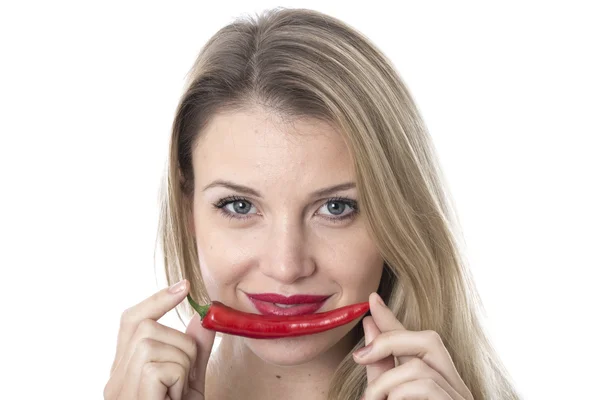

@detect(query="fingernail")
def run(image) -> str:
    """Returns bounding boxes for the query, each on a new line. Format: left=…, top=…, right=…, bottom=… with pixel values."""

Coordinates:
left=353, top=344, right=372, bottom=358
left=190, top=366, right=197, bottom=381
left=375, top=293, right=386, bottom=307
left=168, top=279, right=186, bottom=294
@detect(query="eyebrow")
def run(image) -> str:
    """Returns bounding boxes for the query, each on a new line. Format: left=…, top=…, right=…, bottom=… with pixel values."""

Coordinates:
left=202, top=180, right=356, bottom=198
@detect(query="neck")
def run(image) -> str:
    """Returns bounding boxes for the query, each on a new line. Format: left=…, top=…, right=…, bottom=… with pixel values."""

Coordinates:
left=205, top=328, right=359, bottom=400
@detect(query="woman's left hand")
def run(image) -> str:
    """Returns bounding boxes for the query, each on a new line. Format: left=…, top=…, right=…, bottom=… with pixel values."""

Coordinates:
left=352, top=292, right=474, bottom=400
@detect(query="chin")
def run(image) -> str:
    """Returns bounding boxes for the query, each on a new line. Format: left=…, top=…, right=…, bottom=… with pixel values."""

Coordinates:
left=243, top=322, right=359, bottom=366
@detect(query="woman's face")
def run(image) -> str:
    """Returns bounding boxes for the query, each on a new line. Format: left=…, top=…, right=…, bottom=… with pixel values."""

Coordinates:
left=190, top=108, right=384, bottom=365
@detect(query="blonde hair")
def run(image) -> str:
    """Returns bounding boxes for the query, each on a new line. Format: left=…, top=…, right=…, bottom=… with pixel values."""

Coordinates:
left=157, top=7, right=521, bottom=399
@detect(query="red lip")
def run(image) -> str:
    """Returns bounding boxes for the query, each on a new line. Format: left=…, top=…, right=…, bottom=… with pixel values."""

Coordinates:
left=245, top=293, right=332, bottom=317
left=246, top=293, right=331, bottom=304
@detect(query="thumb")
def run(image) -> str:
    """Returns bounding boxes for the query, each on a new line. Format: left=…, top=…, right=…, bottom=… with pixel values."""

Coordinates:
left=362, top=316, right=395, bottom=383
left=185, top=312, right=217, bottom=398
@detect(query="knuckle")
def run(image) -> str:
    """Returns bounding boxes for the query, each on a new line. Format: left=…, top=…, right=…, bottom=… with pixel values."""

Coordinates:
left=185, top=335, right=198, bottom=360
left=424, top=377, right=438, bottom=390
left=142, top=361, right=161, bottom=380
left=364, top=385, right=376, bottom=399
left=388, top=386, right=406, bottom=400
left=180, top=348, right=192, bottom=370
left=176, top=362, right=186, bottom=379
left=424, top=329, right=442, bottom=346
left=400, top=358, right=428, bottom=380
left=405, top=357, right=425, bottom=371
left=175, top=363, right=187, bottom=392
left=137, top=318, right=156, bottom=337
left=103, top=381, right=115, bottom=400
left=119, top=307, right=133, bottom=327
left=369, top=332, right=385, bottom=348
left=137, top=337, right=158, bottom=359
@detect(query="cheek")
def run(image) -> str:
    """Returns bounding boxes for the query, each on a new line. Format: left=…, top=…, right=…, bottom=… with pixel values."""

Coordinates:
left=314, top=225, right=384, bottom=294
left=194, top=221, right=260, bottom=295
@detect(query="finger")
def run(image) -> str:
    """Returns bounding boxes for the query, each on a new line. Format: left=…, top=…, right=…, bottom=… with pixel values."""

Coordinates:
left=118, top=338, right=192, bottom=400
left=186, top=312, right=217, bottom=397
left=137, top=362, right=187, bottom=400
left=109, top=319, right=197, bottom=398
left=362, top=316, right=394, bottom=383
left=363, top=358, right=462, bottom=400
left=112, top=280, right=190, bottom=374
left=387, top=378, right=453, bottom=400
left=353, top=329, right=468, bottom=397
left=367, top=292, right=414, bottom=365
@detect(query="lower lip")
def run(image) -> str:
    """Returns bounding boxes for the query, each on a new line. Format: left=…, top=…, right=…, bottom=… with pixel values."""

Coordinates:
left=248, top=298, right=328, bottom=316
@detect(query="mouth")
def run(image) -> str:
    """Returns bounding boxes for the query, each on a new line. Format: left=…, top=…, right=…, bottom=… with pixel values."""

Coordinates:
left=245, top=293, right=332, bottom=317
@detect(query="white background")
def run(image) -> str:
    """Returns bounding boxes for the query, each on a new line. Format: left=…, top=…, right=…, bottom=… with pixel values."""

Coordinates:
left=1, top=1, right=598, bottom=398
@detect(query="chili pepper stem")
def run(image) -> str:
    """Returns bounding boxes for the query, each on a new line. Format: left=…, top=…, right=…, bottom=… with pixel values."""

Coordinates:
left=187, top=294, right=211, bottom=319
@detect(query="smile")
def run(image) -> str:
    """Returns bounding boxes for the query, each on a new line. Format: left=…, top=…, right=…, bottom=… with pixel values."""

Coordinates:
left=245, top=292, right=332, bottom=316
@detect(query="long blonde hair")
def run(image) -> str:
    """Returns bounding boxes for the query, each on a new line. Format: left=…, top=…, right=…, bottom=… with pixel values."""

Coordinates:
left=157, top=7, right=521, bottom=399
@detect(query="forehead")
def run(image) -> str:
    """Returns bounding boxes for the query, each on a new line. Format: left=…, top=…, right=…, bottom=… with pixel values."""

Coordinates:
left=193, top=109, right=355, bottom=189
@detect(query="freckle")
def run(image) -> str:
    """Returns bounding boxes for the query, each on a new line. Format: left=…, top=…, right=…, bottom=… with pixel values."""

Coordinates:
left=276, top=375, right=281, bottom=379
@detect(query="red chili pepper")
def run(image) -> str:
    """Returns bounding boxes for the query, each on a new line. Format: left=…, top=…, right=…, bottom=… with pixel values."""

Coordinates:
left=187, top=294, right=370, bottom=339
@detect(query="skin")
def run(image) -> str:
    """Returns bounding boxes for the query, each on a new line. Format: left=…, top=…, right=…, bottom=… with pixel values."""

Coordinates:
left=103, top=105, right=474, bottom=400
left=189, top=108, right=385, bottom=399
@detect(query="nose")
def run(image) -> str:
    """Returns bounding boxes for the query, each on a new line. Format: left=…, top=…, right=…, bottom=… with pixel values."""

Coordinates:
left=259, top=219, right=316, bottom=284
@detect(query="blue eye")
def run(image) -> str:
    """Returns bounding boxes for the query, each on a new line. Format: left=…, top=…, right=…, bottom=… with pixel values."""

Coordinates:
left=212, top=196, right=257, bottom=220
left=211, top=196, right=359, bottom=223
left=227, top=199, right=253, bottom=214
left=317, top=197, right=358, bottom=221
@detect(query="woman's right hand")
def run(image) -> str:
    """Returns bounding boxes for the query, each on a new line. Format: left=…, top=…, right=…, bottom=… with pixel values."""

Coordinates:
left=104, top=279, right=216, bottom=400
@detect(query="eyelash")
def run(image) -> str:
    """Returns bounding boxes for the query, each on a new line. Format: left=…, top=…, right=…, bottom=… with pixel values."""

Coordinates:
left=211, top=195, right=359, bottom=223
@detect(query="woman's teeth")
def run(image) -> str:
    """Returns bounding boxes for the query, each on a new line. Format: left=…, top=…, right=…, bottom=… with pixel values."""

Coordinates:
left=273, top=303, right=299, bottom=308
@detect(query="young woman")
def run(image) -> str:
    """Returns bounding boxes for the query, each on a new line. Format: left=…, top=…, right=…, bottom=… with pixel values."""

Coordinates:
left=104, top=7, right=521, bottom=400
